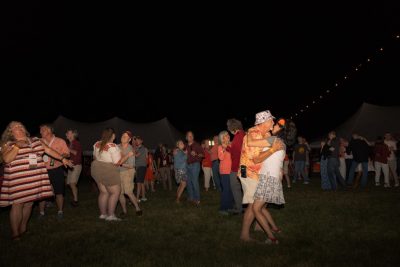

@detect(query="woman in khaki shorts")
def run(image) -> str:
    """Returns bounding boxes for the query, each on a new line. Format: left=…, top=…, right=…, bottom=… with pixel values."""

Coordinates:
left=118, top=131, right=142, bottom=217
left=91, top=128, right=122, bottom=221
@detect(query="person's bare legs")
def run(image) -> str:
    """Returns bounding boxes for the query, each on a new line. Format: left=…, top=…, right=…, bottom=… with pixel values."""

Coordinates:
left=97, top=182, right=109, bottom=216
left=20, top=202, right=33, bottom=234
left=126, top=192, right=141, bottom=211
left=240, top=204, right=257, bottom=241
left=252, top=200, right=275, bottom=240
left=39, top=200, right=46, bottom=214
left=106, top=184, right=121, bottom=216
left=254, top=206, right=279, bottom=231
left=55, top=194, right=64, bottom=213
left=10, top=203, right=23, bottom=239
left=119, top=193, right=127, bottom=214
left=151, top=181, right=155, bottom=192
left=176, top=181, right=187, bottom=202
left=141, top=183, right=146, bottom=199
left=137, top=183, right=146, bottom=199
left=69, top=183, right=78, bottom=202
left=284, top=174, right=291, bottom=188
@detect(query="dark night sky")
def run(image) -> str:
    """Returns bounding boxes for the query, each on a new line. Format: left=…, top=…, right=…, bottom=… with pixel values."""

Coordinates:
left=2, top=2, right=400, bottom=140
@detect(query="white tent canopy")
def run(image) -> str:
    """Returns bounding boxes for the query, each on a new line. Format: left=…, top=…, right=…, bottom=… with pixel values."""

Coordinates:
left=51, top=116, right=184, bottom=152
left=310, top=102, right=400, bottom=147
left=334, top=102, right=400, bottom=141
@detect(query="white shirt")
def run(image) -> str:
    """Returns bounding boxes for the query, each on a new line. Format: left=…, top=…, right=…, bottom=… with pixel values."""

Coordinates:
left=384, top=140, right=397, bottom=160
left=93, top=142, right=121, bottom=164
left=259, top=147, right=286, bottom=178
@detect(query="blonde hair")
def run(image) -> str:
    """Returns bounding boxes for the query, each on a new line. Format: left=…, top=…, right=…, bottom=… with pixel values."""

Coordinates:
left=1, top=121, right=30, bottom=147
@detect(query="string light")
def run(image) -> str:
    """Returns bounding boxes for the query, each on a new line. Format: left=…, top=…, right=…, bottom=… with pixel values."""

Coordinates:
left=290, top=33, right=397, bottom=119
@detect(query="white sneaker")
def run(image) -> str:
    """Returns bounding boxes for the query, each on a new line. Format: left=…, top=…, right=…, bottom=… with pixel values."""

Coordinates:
left=303, top=181, right=309, bottom=185
left=375, top=182, right=380, bottom=186
left=99, top=214, right=108, bottom=219
left=384, top=184, right=391, bottom=188
left=141, top=197, right=147, bottom=202
left=105, top=215, right=121, bottom=221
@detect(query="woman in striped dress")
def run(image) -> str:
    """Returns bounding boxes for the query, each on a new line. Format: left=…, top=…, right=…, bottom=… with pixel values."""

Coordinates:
left=0, top=121, right=72, bottom=240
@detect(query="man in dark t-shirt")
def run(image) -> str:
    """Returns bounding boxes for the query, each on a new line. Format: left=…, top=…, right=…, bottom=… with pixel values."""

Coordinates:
left=293, top=136, right=310, bottom=184
left=346, top=133, right=371, bottom=188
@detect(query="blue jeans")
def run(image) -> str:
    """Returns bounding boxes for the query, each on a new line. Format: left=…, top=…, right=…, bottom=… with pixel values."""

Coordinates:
left=212, top=160, right=222, bottom=191
left=220, top=174, right=233, bottom=211
left=187, top=162, right=201, bottom=201
left=347, top=161, right=368, bottom=188
left=320, top=157, right=331, bottom=190
left=294, top=161, right=309, bottom=182
left=327, top=157, right=346, bottom=190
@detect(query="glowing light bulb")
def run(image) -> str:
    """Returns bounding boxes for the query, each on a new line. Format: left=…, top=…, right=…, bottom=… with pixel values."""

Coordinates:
left=367, top=58, right=371, bottom=62
left=380, top=47, right=383, bottom=51
left=320, top=95, right=323, bottom=99
left=335, top=83, right=338, bottom=87
left=326, top=90, right=330, bottom=93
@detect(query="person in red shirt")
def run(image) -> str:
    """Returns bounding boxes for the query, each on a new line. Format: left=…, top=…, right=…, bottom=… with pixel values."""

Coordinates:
left=374, top=136, right=391, bottom=187
left=201, top=139, right=213, bottom=191
left=226, top=119, right=245, bottom=214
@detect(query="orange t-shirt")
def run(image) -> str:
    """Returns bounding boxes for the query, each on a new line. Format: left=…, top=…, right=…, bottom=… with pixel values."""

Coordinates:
left=239, top=126, right=266, bottom=180
left=43, top=136, right=70, bottom=170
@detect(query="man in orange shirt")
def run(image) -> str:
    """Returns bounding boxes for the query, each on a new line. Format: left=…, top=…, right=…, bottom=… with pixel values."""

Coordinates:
left=38, top=124, right=70, bottom=220
left=239, top=110, right=284, bottom=242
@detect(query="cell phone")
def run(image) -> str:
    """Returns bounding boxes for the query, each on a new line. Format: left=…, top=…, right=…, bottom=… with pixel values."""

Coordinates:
left=240, top=165, right=247, bottom=178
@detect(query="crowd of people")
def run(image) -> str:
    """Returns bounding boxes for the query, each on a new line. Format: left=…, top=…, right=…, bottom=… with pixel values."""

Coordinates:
left=1, top=111, right=399, bottom=244
left=319, top=131, right=399, bottom=190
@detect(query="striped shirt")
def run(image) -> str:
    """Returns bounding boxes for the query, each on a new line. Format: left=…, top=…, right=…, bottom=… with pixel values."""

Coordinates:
left=0, top=137, right=53, bottom=207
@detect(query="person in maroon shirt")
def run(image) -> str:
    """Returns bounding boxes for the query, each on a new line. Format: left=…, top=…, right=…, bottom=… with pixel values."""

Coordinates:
left=226, top=119, right=245, bottom=214
left=66, top=129, right=82, bottom=207
left=186, top=131, right=204, bottom=205
left=374, top=136, right=391, bottom=187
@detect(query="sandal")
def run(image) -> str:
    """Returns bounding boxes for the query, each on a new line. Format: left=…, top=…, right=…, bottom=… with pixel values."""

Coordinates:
left=271, top=228, right=282, bottom=234
left=265, top=237, right=279, bottom=245
left=12, top=235, right=21, bottom=241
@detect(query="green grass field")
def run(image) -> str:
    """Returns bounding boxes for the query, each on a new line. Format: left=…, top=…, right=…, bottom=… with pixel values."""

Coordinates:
left=1, top=175, right=400, bottom=267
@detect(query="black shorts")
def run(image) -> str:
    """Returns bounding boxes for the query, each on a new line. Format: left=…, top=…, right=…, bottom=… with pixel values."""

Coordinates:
left=136, top=166, right=146, bottom=183
left=47, top=167, right=66, bottom=195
